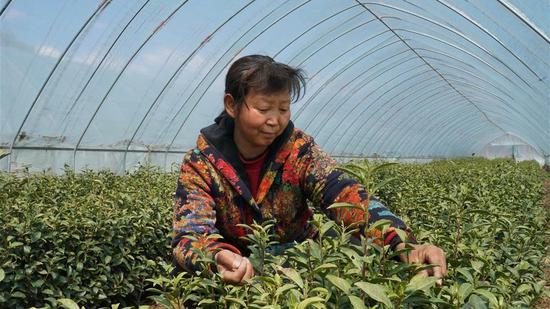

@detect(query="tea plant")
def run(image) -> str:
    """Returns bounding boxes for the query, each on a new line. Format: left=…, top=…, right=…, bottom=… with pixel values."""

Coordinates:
left=0, top=166, right=175, bottom=308
left=146, top=159, right=548, bottom=308
left=1, top=159, right=547, bottom=308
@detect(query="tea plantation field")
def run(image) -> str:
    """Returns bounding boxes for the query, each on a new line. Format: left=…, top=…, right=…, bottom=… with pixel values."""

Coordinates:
left=0, top=159, right=548, bottom=308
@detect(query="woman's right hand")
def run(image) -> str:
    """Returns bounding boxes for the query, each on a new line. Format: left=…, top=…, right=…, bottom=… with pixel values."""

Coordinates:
left=214, top=249, right=254, bottom=284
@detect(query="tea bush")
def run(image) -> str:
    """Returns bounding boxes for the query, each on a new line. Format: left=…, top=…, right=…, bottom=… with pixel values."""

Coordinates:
left=376, top=159, right=549, bottom=307
left=0, top=159, right=548, bottom=308
left=0, top=167, right=175, bottom=308
left=146, top=159, right=548, bottom=308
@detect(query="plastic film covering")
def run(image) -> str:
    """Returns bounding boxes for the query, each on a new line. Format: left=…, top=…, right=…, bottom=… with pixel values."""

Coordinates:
left=1, top=0, right=548, bottom=173
left=478, top=134, right=545, bottom=165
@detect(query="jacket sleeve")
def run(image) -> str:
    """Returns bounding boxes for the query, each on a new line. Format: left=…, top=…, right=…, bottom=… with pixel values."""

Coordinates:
left=172, top=151, right=241, bottom=273
left=299, top=137, right=416, bottom=248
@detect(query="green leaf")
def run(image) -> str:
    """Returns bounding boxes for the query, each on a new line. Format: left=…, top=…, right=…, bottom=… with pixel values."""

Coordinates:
left=12, top=291, right=26, bottom=298
left=198, top=299, right=216, bottom=305
left=309, top=287, right=329, bottom=297
left=0, top=269, right=4, bottom=282
left=368, top=219, right=393, bottom=232
left=225, top=296, right=246, bottom=307
left=279, top=267, right=304, bottom=290
left=348, top=295, right=366, bottom=309
left=57, top=298, right=80, bottom=309
left=308, top=239, right=322, bottom=261
left=327, top=202, right=364, bottom=211
left=458, top=283, right=473, bottom=302
left=275, top=283, right=296, bottom=296
left=313, top=263, right=337, bottom=272
left=335, top=165, right=366, bottom=183
left=371, top=177, right=397, bottom=194
left=326, top=275, right=351, bottom=294
left=394, top=228, right=408, bottom=243
left=466, top=294, right=488, bottom=309
left=471, top=260, right=484, bottom=273
left=9, top=241, right=23, bottom=248
left=31, top=232, right=42, bottom=242
left=405, top=274, right=438, bottom=292
left=207, top=233, right=224, bottom=240
left=370, top=162, right=398, bottom=174
left=355, top=282, right=393, bottom=308
left=474, top=289, right=498, bottom=306
left=31, top=279, right=45, bottom=288
left=443, top=196, right=460, bottom=206
left=320, top=221, right=334, bottom=236
left=516, top=283, right=531, bottom=294
left=516, top=260, right=529, bottom=271
left=296, top=296, right=325, bottom=309
left=456, top=267, right=474, bottom=282
left=183, top=235, right=198, bottom=241
left=149, top=295, right=173, bottom=308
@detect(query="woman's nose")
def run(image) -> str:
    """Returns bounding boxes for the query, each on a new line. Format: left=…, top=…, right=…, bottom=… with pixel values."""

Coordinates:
left=265, top=114, right=278, bottom=126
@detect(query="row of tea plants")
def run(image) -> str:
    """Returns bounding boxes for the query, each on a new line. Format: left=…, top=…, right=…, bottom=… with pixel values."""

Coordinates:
left=0, top=166, right=175, bottom=308
left=0, top=159, right=548, bottom=308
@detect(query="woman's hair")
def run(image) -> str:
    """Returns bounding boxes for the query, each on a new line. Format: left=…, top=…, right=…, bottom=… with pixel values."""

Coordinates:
left=220, top=55, right=306, bottom=118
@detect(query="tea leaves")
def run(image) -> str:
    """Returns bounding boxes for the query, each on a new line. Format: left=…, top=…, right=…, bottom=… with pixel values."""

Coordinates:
left=0, top=159, right=547, bottom=308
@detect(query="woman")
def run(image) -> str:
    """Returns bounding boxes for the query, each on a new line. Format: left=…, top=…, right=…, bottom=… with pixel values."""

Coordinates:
left=172, top=55, right=446, bottom=285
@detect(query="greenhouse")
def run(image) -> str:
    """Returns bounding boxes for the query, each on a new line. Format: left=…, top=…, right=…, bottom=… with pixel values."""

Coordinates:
left=1, top=0, right=548, bottom=172
left=1, top=0, right=549, bottom=308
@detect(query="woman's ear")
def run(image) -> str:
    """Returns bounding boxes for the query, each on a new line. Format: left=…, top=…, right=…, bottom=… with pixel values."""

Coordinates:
left=224, top=93, right=237, bottom=118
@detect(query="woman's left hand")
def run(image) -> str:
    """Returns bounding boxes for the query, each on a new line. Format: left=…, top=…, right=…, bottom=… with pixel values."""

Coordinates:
left=395, top=243, right=447, bottom=286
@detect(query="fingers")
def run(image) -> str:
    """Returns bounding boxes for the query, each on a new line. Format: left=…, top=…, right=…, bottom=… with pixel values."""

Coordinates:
left=242, top=258, right=254, bottom=282
left=404, top=244, right=421, bottom=264
left=395, top=243, right=410, bottom=263
left=426, top=260, right=443, bottom=286
left=418, top=269, right=429, bottom=278
left=439, top=250, right=448, bottom=276
left=215, top=250, right=255, bottom=285
left=215, top=250, right=240, bottom=270
left=233, top=256, right=243, bottom=270
left=220, top=256, right=247, bottom=284
left=425, top=246, right=447, bottom=286
left=400, top=243, right=447, bottom=286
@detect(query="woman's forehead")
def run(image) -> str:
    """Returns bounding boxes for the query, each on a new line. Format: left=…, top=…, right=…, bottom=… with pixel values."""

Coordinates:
left=247, top=89, right=290, bottom=103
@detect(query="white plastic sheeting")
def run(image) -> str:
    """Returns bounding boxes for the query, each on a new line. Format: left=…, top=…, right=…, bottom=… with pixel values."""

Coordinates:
left=478, top=134, right=546, bottom=165
left=1, top=0, right=548, bottom=173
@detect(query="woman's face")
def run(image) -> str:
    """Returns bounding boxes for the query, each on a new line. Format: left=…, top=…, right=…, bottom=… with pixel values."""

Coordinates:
left=227, top=88, right=291, bottom=157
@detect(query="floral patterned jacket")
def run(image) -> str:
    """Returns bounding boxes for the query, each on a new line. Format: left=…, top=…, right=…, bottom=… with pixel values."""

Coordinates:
left=172, top=116, right=414, bottom=273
